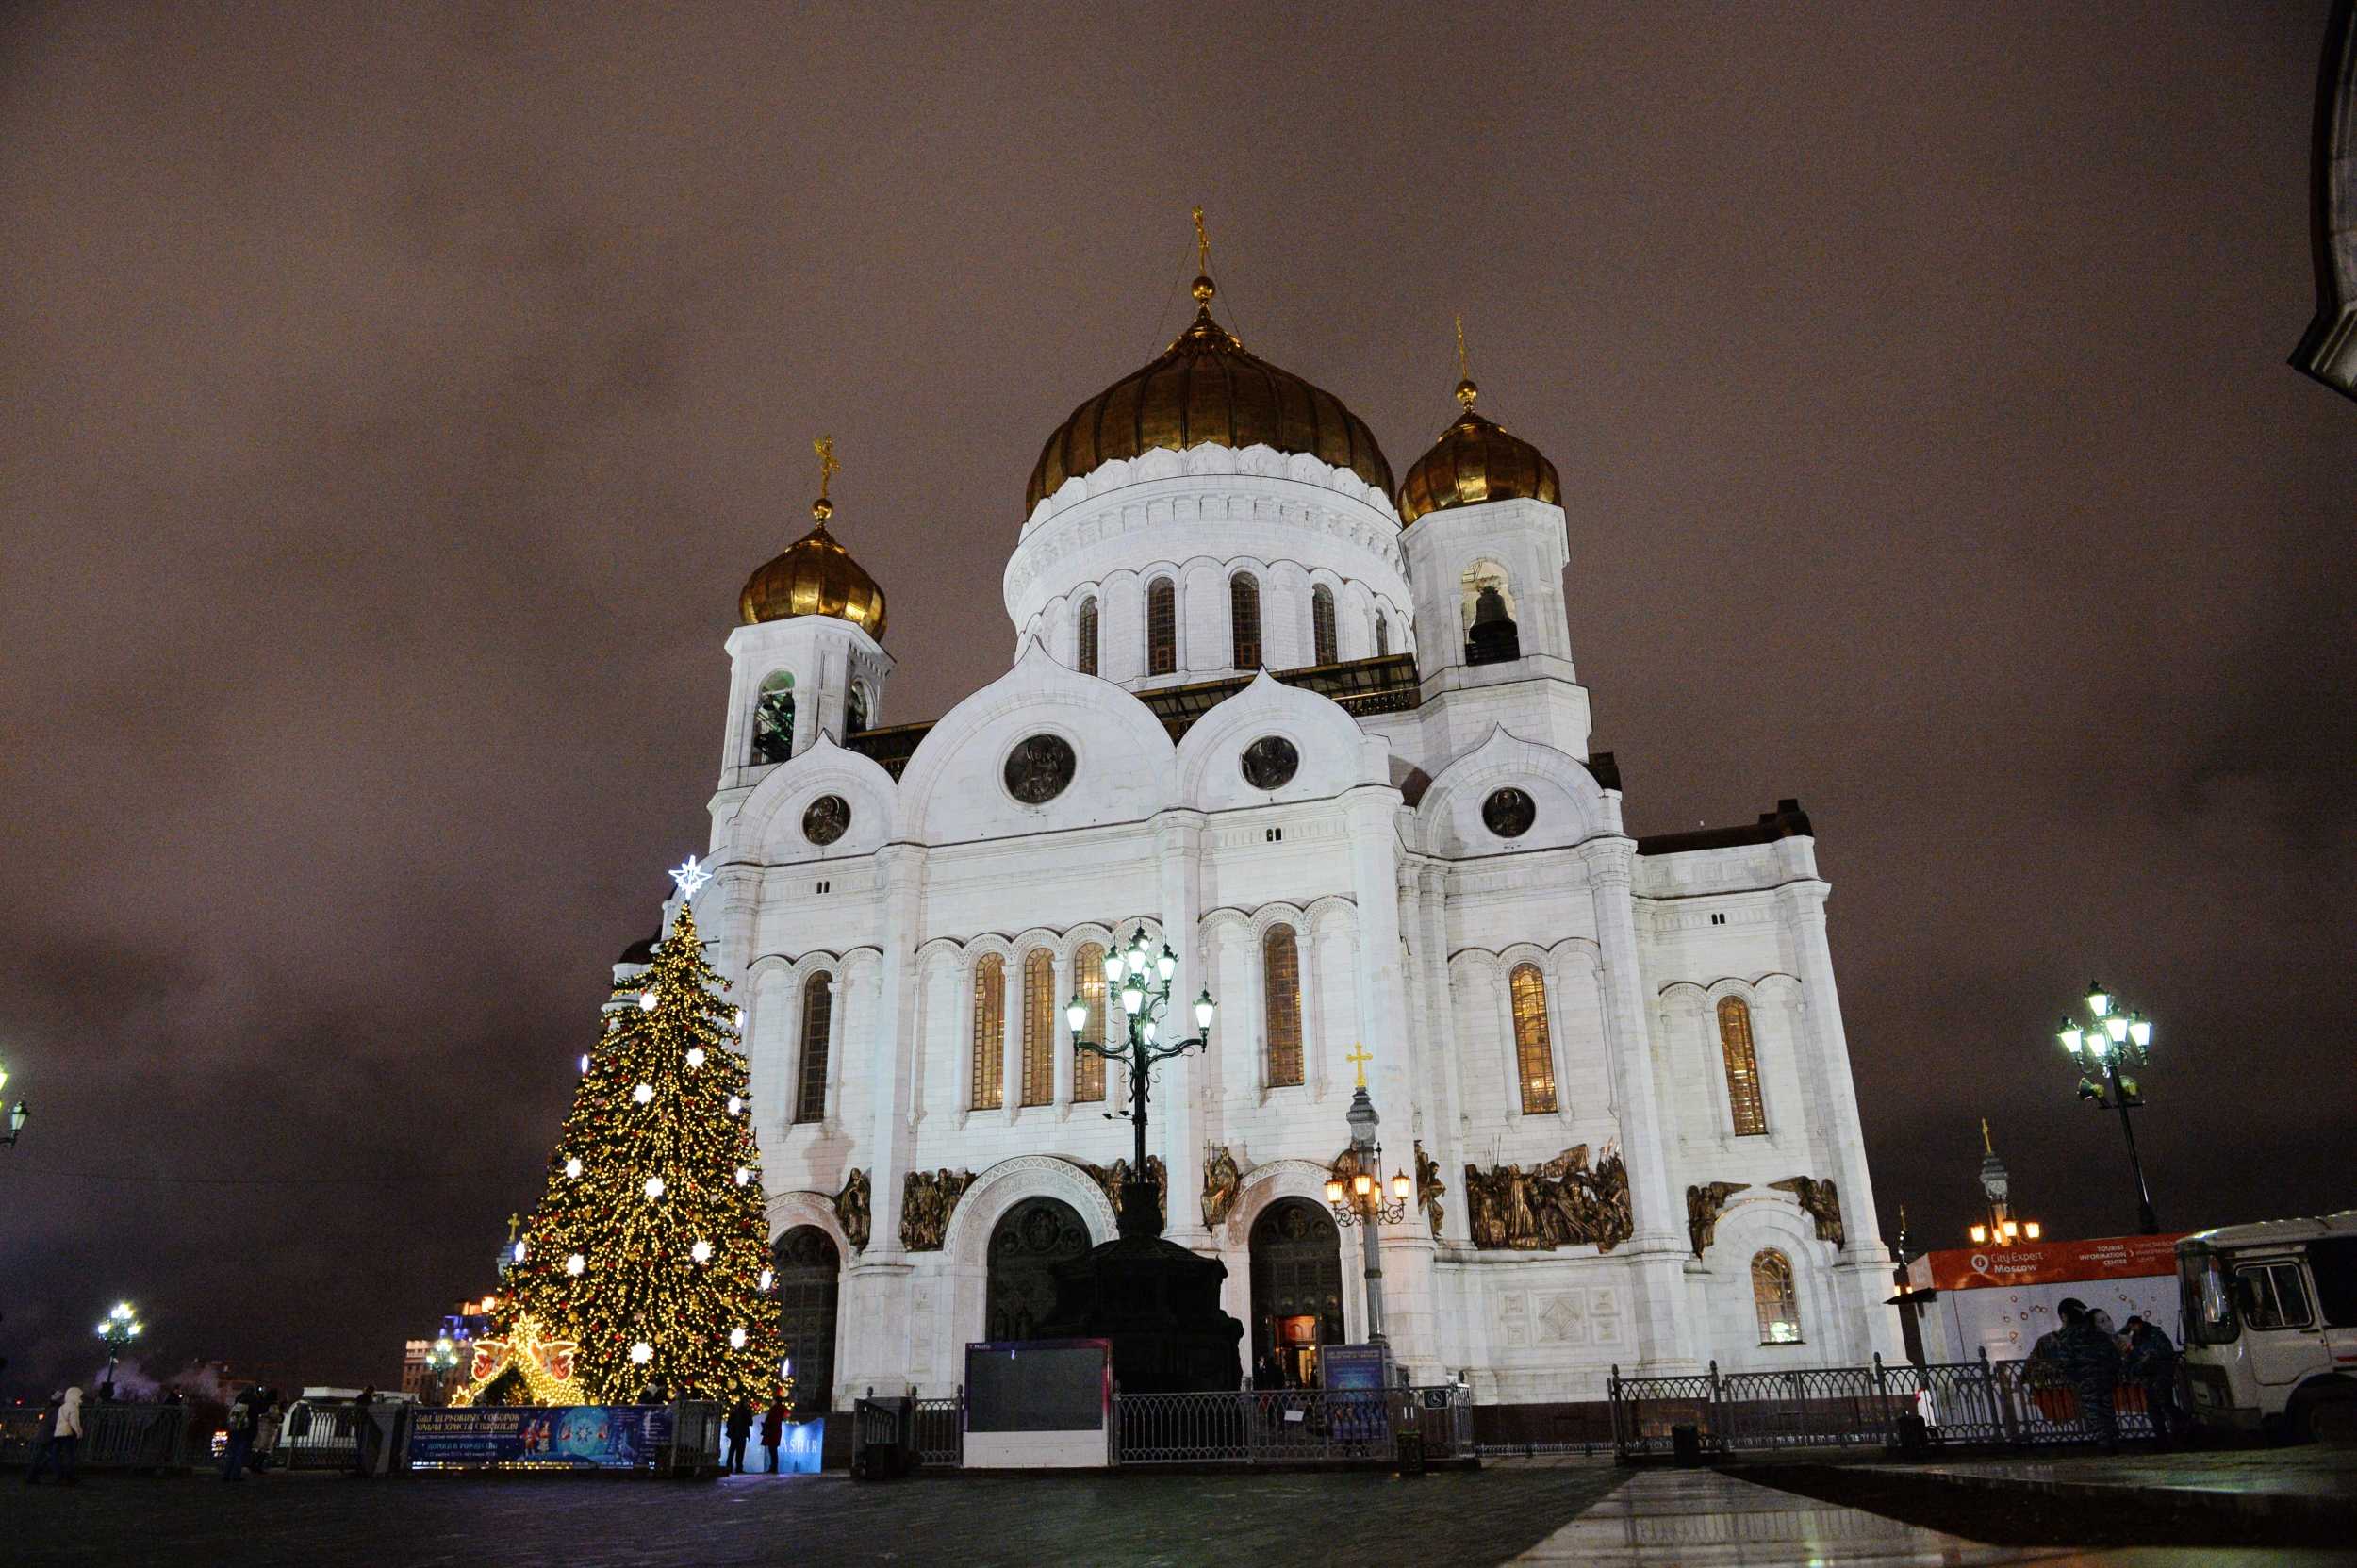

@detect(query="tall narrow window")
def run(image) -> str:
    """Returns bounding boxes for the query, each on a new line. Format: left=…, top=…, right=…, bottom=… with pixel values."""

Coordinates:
left=846, top=684, right=868, bottom=735
left=1508, top=963, right=1559, bottom=1114
left=1076, top=597, right=1099, bottom=676
left=1719, top=997, right=1768, bottom=1136
left=751, top=671, right=795, bottom=765
left=1753, top=1249, right=1802, bottom=1343
left=1310, top=585, right=1338, bottom=665
left=1229, top=572, right=1262, bottom=669
left=1262, top=924, right=1304, bottom=1088
left=795, top=973, right=833, bottom=1123
left=1020, top=949, right=1055, bottom=1107
left=1146, top=579, right=1177, bottom=674
left=971, top=954, right=1006, bottom=1111
left=1073, top=942, right=1107, bottom=1102
left=1374, top=612, right=1390, bottom=657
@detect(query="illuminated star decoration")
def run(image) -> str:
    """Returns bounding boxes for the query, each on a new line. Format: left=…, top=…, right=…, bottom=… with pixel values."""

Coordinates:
left=669, top=854, right=713, bottom=899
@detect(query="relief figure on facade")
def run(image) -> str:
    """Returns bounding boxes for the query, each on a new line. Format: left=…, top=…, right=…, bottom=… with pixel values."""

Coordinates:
left=832, top=1168, right=872, bottom=1253
left=1414, top=1141, right=1445, bottom=1238
left=1464, top=1144, right=1632, bottom=1253
left=900, top=1167, right=976, bottom=1251
left=1769, top=1175, right=1845, bottom=1247
left=1686, top=1180, right=1747, bottom=1258
left=1201, top=1145, right=1243, bottom=1228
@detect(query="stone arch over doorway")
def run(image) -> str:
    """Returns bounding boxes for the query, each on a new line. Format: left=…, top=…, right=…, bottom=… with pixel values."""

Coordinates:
left=772, top=1225, right=840, bottom=1413
left=984, top=1196, right=1091, bottom=1341
left=1248, top=1197, right=1344, bottom=1382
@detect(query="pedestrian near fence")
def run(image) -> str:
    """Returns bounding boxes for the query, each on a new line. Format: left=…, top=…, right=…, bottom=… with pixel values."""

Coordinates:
left=2122, top=1315, right=2184, bottom=1448
left=24, top=1388, right=81, bottom=1485
left=2034, top=1296, right=2124, bottom=1453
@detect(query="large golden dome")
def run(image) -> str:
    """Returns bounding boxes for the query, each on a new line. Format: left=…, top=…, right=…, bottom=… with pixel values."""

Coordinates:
left=739, top=498, right=887, bottom=639
left=1397, top=377, right=1560, bottom=525
left=1026, top=276, right=1394, bottom=515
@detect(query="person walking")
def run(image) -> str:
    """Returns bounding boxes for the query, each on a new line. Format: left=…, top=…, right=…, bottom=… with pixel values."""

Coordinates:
left=23, top=1390, right=65, bottom=1485
left=349, top=1386, right=379, bottom=1477
left=2123, top=1315, right=2184, bottom=1448
left=2036, top=1297, right=2125, bottom=1454
left=724, top=1396, right=753, bottom=1474
left=254, top=1388, right=287, bottom=1474
left=26, top=1387, right=85, bottom=1485
left=222, top=1387, right=260, bottom=1481
left=760, top=1395, right=785, bottom=1474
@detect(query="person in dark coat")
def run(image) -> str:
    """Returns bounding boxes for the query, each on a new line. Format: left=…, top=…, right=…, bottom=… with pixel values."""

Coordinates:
left=222, top=1387, right=261, bottom=1481
left=350, top=1386, right=378, bottom=1476
left=2035, top=1296, right=2125, bottom=1453
left=724, top=1397, right=753, bottom=1473
left=2122, top=1315, right=2184, bottom=1447
left=760, top=1395, right=786, bottom=1473
left=22, top=1391, right=65, bottom=1485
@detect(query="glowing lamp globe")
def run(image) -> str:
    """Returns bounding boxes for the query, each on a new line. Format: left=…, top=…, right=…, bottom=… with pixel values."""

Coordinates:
left=1325, top=1179, right=1344, bottom=1204
left=629, top=1342, right=653, bottom=1365
left=644, top=1176, right=666, bottom=1200
left=633, top=1082, right=654, bottom=1105
left=1065, top=996, right=1088, bottom=1032
left=1392, top=1170, right=1412, bottom=1201
left=686, top=1047, right=706, bottom=1069
left=565, top=1156, right=584, bottom=1179
left=690, top=1240, right=713, bottom=1264
left=729, top=1327, right=749, bottom=1350
left=566, top=1252, right=585, bottom=1277
left=1101, top=951, right=1123, bottom=983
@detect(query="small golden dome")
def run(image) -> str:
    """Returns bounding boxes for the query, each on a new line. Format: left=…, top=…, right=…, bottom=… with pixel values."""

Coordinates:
left=739, top=500, right=887, bottom=639
left=1396, top=378, right=1561, bottom=525
left=1025, top=287, right=1394, bottom=516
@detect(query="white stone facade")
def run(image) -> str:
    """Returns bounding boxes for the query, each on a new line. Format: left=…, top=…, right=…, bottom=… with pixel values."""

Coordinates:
left=651, top=435, right=1901, bottom=1409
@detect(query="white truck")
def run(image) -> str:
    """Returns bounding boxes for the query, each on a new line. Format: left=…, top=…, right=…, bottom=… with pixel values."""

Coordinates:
left=2177, top=1212, right=2357, bottom=1442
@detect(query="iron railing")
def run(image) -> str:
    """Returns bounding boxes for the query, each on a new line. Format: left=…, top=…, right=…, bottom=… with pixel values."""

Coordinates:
left=914, top=1397, right=963, bottom=1467
left=1114, top=1386, right=1470, bottom=1466
left=1608, top=1353, right=2158, bottom=1458
left=1, top=1402, right=191, bottom=1471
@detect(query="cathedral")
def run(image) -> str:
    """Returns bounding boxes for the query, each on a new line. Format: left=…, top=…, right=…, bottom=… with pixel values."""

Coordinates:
left=627, top=246, right=1901, bottom=1411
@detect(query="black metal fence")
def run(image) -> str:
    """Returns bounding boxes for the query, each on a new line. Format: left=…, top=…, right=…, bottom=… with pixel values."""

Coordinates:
left=0, top=1402, right=193, bottom=1471
left=1607, top=1353, right=2158, bottom=1458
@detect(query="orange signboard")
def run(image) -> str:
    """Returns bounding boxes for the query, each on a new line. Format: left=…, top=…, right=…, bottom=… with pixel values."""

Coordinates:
left=1909, top=1233, right=2187, bottom=1293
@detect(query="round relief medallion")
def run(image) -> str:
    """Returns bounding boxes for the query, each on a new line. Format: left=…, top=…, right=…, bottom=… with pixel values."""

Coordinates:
left=1003, top=734, right=1077, bottom=804
left=1482, top=786, right=1537, bottom=839
left=801, top=794, right=851, bottom=846
left=1240, top=735, right=1300, bottom=791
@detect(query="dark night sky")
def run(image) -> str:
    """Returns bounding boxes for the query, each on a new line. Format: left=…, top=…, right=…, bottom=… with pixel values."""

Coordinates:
left=2, top=4, right=2350, bottom=1394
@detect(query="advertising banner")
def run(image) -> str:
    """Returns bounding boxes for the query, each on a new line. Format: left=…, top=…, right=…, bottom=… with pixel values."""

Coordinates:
left=770, top=1417, right=824, bottom=1475
left=1908, top=1233, right=2186, bottom=1294
left=1905, top=1234, right=2190, bottom=1364
left=408, top=1405, right=676, bottom=1470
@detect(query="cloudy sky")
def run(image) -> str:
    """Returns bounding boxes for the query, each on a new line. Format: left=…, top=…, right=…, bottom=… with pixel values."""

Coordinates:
left=2, top=3, right=2349, bottom=1392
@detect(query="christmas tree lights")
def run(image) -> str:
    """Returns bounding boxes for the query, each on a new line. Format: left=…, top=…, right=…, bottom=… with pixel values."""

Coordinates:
left=501, top=900, right=783, bottom=1403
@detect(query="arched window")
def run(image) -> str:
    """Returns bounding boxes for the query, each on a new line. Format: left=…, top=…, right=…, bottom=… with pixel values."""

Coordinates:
left=1374, top=612, right=1390, bottom=657
left=1146, top=578, right=1177, bottom=674
left=1229, top=572, right=1262, bottom=669
left=751, top=671, right=795, bottom=765
left=1076, top=597, right=1099, bottom=676
left=1310, top=585, right=1338, bottom=665
left=1508, top=964, right=1559, bottom=1114
left=1753, top=1249, right=1803, bottom=1344
left=794, top=972, right=832, bottom=1124
left=1262, top=924, right=1304, bottom=1088
left=971, top=953, right=1006, bottom=1111
left=846, top=684, right=869, bottom=736
left=1020, top=949, right=1055, bottom=1107
left=1719, top=997, right=1768, bottom=1136
left=1073, top=942, right=1107, bottom=1102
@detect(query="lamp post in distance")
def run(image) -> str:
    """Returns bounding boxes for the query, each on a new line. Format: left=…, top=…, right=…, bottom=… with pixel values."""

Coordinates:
left=2055, top=981, right=2161, bottom=1235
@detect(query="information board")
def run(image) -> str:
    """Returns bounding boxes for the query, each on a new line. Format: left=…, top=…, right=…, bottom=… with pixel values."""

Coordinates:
left=963, top=1339, right=1111, bottom=1468
left=407, top=1405, right=674, bottom=1470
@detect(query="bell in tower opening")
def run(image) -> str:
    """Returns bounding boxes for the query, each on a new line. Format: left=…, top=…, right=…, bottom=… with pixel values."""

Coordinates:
left=1466, top=582, right=1522, bottom=665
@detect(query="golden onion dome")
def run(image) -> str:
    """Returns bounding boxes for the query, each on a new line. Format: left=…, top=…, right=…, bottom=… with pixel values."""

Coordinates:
left=739, top=496, right=887, bottom=639
left=1396, top=375, right=1560, bottom=525
left=1025, top=273, right=1394, bottom=516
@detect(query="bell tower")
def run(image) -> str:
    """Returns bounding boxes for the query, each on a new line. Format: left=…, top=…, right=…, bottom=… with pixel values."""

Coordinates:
left=717, top=436, right=893, bottom=793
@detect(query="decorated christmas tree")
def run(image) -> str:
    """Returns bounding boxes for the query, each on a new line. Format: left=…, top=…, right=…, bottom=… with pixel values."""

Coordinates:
left=503, top=892, right=783, bottom=1403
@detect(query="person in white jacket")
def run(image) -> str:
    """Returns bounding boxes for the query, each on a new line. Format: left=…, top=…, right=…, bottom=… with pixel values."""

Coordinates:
left=25, top=1386, right=83, bottom=1485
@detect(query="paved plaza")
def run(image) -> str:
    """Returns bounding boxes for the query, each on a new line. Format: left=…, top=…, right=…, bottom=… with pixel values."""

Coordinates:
left=15, top=1457, right=2357, bottom=1567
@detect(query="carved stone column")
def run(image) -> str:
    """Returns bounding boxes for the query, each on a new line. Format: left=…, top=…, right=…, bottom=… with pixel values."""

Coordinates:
left=842, top=841, right=925, bottom=1393
left=1154, top=809, right=1211, bottom=1246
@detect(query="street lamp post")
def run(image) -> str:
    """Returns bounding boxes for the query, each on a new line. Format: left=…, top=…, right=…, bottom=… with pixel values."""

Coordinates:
left=0, top=1061, right=27, bottom=1148
left=2055, top=981, right=2161, bottom=1235
left=1068, top=925, right=1215, bottom=1236
left=425, top=1335, right=462, bottom=1404
left=95, top=1301, right=142, bottom=1396
left=1323, top=1067, right=1413, bottom=1347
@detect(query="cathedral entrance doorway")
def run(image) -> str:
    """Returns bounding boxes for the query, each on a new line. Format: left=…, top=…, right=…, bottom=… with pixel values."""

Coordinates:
left=1249, top=1197, right=1344, bottom=1386
left=985, top=1196, right=1090, bottom=1341
left=773, top=1227, right=839, bottom=1414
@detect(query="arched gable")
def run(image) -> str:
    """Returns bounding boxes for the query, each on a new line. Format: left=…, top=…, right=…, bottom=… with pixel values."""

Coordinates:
left=895, top=641, right=1176, bottom=843
left=1417, top=725, right=1611, bottom=857
left=943, top=1153, right=1120, bottom=1273
left=730, top=734, right=898, bottom=866
left=1173, top=671, right=1386, bottom=813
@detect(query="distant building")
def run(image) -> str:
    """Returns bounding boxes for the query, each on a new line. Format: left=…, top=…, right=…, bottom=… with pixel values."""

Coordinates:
left=399, top=1298, right=494, bottom=1403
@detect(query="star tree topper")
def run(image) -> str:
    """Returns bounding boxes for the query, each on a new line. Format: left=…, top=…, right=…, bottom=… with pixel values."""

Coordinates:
left=670, top=854, right=713, bottom=899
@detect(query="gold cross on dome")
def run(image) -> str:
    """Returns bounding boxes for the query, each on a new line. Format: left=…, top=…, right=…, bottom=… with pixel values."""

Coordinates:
left=814, top=435, right=839, bottom=501
left=1456, top=313, right=1469, bottom=380
left=1192, top=205, right=1211, bottom=274
left=505, top=1212, right=521, bottom=1243
left=1344, top=1041, right=1373, bottom=1088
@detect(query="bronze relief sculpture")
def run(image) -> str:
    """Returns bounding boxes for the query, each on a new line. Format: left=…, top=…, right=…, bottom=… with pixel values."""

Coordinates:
left=1201, top=1145, right=1243, bottom=1228
left=899, top=1167, right=977, bottom=1251
left=1685, top=1180, right=1747, bottom=1258
left=1769, top=1175, right=1845, bottom=1247
left=1414, top=1141, right=1445, bottom=1238
left=1464, top=1145, right=1634, bottom=1253
left=832, top=1168, right=872, bottom=1253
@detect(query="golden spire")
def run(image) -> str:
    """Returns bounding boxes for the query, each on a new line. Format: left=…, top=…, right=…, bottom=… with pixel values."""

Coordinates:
left=1981, top=1116, right=1994, bottom=1155
left=812, top=434, right=839, bottom=522
left=1190, top=205, right=1215, bottom=304
left=1454, top=313, right=1479, bottom=408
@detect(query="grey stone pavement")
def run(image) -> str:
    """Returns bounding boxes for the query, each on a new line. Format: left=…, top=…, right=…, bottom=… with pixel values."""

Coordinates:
left=15, top=1457, right=2357, bottom=1567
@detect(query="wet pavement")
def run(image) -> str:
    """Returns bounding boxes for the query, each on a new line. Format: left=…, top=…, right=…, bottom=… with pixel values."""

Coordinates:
left=1510, top=1467, right=2357, bottom=1567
